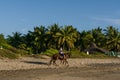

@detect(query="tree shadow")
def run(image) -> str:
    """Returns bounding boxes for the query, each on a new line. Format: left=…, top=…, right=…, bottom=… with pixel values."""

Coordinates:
left=23, top=61, right=48, bottom=65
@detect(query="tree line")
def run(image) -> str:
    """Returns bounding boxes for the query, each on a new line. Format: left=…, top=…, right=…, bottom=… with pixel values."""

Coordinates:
left=1, top=24, right=120, bottom=54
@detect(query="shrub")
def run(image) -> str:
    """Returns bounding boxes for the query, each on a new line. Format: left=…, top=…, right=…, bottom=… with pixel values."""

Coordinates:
left=0, top=49, right=19, bottom=59
left=42, top=48, right=58, bottom=56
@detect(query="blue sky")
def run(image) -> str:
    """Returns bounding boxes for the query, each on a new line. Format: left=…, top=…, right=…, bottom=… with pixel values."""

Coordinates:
left=0, top=0, right=120, bottom=37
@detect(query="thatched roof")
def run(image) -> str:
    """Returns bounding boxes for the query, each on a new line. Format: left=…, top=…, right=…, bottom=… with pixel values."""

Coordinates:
left=84, top=43, right=109, bottom=53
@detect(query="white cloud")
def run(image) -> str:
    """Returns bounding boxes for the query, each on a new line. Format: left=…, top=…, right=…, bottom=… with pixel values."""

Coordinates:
left=92, top=17, right=120, bottom=25
left=20, top=18, right=27, bottom=23
left=21, top=28, right=26, bottom=32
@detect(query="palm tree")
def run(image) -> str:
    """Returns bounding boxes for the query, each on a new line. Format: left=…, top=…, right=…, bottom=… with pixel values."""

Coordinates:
left=104, top=26, right=120, bottom=51
left=91, top=27, right=105, bottom=47
left=32, top=26, right=48, bottom=53
left=74, top=31, right=81, bottom=49
left=80, top=27, right=106, bottom=52
left=24, top=31, right=35, bottom=53
left=80, top=30, right=93, bottom=51
left=77, top=30, right=94, bottom=52
left=55, top=25, right=77, bottom=50
left=47, top=24, right=60, bottom=49
left=7, top=32, right=23, bottom=48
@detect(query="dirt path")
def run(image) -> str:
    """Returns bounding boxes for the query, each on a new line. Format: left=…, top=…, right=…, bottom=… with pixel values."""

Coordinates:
left=0, top=57, right=120, bottom=80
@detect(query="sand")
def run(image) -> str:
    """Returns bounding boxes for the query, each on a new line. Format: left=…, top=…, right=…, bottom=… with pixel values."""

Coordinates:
left=0, top=57, right=120, bottom=80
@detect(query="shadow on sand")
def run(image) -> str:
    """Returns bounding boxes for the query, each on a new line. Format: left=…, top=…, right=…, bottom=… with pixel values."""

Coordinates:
left=23, top=61, right=48, bottom=65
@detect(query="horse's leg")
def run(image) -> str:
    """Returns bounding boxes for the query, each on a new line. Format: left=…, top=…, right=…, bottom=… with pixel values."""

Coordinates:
left=65, top=60, right=68, bottom=65
left=49, top=59, right=53, bottom=65
left=53, top=60, right=55, bottom=64
left=60, top=59, right=64, bottom=64
left=64, top=59, right=68, bottom=65
left=54, top=60, right=59, bottom=66
left=49, top=59, right=58, bottom=66
left=62, top=60, right=65, bottom=64
left=62, top=56, right=67, bottom=65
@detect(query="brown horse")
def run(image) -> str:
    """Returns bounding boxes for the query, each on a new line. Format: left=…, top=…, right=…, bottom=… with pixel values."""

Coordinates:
left=49, top=53, right=70, bottom=65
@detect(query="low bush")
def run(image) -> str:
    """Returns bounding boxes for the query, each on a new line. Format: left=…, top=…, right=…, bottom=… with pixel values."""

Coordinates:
left=0, top=49, right=19, bottom=59
left=70, top=49, right=110, bottom=58
left=42, top=48, right=58, bottom=56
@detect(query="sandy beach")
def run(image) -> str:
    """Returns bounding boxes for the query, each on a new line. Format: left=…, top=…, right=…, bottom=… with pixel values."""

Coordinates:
left=0, top=57, right=120, bottom=80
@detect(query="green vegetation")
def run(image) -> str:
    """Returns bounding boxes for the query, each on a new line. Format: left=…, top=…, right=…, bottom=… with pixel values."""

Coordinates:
left=0, top=34, right=28, bottom=59
left=70, top=49, right=109, bottom=58
left=42, top=48, right=58, bottom=56
left=0, top=49, right=19, bottom=59
left=0, top=47, right=28, bottom=59
left=0, top=24, right=120, bottom=59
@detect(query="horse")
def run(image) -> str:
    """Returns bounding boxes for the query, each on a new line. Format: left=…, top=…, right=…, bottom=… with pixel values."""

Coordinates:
left=49, top=52, right=70, bottom=65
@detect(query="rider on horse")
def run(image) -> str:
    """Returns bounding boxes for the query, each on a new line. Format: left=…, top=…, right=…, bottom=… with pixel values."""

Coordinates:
left=59, top=47, right=64, bottom=59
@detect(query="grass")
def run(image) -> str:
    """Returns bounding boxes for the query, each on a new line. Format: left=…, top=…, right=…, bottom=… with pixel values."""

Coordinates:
left=40, top=48, right=111, bottom=59
left=70, top=49, right=111, bottom=58
left=41, top=48, right=58, bottom=56
left=0, top=49, right=19, bottom=59
left=0, top=43, right=29, bottom=59
left=0, top=46, right=115, bottom=59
